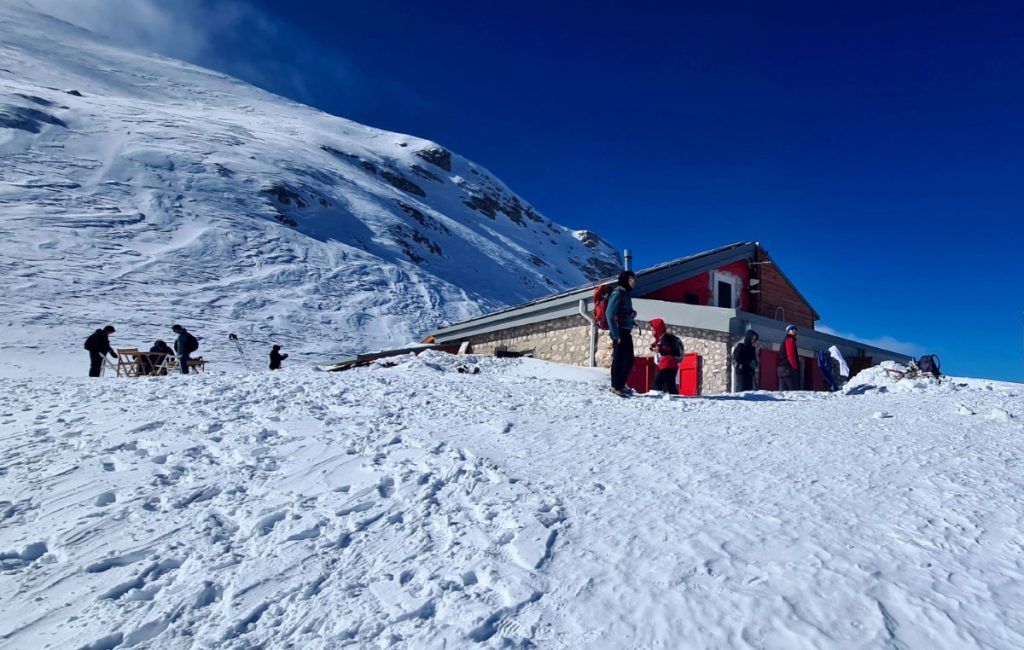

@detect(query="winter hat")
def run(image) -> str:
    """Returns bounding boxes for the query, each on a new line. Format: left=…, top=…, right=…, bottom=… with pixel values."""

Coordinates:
left=785, top=324, right=798, bottom=333
left=103, top=325, right=115, bottom=333
left=272, top=344, right=281, bottom=350
left=171, top=324, right=182, bottom=332
left=616, top=270, right=636, bottom=288
left=650, top=318, right=666, bottom=338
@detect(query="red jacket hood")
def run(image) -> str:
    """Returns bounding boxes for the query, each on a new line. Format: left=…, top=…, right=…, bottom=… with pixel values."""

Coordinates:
left=651, top=318, right=666, bottom=339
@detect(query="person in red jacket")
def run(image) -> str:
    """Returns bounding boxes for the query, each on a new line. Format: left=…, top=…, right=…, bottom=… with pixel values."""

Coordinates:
left=776, top=324, right=800, bottom=391
left=649, top=318, right=683, bottom=394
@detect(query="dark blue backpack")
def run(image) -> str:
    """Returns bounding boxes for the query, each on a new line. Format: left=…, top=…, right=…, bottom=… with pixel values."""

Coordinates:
left=817, top=350, right=839, bottom=391
left=917, top=354, right=941, bottom=378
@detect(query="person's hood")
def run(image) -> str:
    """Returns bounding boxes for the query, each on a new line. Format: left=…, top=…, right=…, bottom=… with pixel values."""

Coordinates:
left=743, top=329, right=759, bottom=345
left=650, top=318, right=666, bottom=339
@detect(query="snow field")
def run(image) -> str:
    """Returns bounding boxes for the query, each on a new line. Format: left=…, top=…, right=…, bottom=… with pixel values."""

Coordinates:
left=2, top=353, right=1023, bottom=648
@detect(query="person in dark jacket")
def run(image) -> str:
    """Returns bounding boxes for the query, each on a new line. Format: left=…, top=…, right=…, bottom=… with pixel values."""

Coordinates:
left=649, top=318, right=681, bottom=394
left=84, top=325, right=117, bottom=377
left=269, top=345, right=288, bottom=370
left=606, top=270, right=637, bottom=397
left=776, top=324, right=800, bottom=391
left=140, top=340, right=174, bottom=375
left=733, top=329, right=760, bottom=391
left=171, top=324, right=197, bottom=375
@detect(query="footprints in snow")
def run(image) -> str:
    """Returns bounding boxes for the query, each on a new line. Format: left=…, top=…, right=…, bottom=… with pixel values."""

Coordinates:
left=5, top=391, right=568, bottom=647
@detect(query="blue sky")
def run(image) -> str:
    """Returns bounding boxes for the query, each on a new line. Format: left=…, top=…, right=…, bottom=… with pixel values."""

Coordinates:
left=36, top=0, right=1024, bottom=381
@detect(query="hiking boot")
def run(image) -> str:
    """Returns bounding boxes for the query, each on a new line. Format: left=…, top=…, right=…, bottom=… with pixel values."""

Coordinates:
left=609, top=387, right=628, bottom=397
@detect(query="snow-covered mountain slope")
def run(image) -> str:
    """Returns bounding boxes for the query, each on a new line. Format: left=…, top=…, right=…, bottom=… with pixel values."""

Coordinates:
left=0, top=2, right=619, bottom=377
left=1, top=357, right=1022, bottom=648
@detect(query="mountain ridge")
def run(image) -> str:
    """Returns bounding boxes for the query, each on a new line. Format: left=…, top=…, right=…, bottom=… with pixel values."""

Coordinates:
left=0, top=2, right=619, bottom=376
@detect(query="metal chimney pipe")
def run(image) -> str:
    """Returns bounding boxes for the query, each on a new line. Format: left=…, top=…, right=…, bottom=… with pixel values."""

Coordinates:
left=623, top=248, right=633, bottom=272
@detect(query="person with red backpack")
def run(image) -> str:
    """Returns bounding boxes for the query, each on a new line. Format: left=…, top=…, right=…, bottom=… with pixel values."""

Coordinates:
left=649, top=318, right=683, bottom=394
left=776, top=324, right=800, bottom=391
left=606, top=271, right=637, bottom=397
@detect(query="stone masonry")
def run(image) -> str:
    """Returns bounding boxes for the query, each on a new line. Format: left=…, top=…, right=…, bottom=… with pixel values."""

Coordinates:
left=467, top=315, right=593, bottom=367
left=465, top=315, right=733, bottom=395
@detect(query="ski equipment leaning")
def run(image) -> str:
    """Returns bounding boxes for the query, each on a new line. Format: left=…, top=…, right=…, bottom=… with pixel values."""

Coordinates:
left=229, top=333, right=252, bottom=372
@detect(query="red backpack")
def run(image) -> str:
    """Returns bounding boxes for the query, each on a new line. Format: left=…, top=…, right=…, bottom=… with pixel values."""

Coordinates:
left=593, top=284, right=614, bottom=330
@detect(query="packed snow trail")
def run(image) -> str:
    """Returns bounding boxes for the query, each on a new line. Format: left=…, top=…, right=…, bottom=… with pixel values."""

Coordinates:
left=1, top=354, right=1022, bottom=648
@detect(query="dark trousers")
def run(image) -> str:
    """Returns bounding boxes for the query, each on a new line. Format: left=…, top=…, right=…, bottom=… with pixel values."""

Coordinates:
left=610, top=332, right=634, bottom=391
left=653, top=368, right=678, bottom=394
left=179, top=352, right=190, bottom=374
left=777, top=366, right=799, bottom=391
left=737, top=369, right=755, bottom=392
left=89, top=351, right=104, bottom=377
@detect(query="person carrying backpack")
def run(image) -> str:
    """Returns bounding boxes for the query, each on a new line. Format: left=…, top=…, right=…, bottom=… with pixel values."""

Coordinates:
left=732, top=329, right=760, bottom=391
left=776, top=324, right=800, bottom=391
left=269, top=344, right=288, bottom=370
left=649, top=318, right=682, bottom=394
left=171, top=324, right=199, bottom=375
left=84, top=325, right=117, bottom=377
left=606, top=271, right=637, bottom=397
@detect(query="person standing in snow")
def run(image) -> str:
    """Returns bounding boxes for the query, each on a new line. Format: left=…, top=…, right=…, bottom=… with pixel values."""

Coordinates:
left=171, top=324, right=198, bottom=374
left=733, top=329, right=760, bottom=391
left=607, top=270, right=637, bottom=397
left=649, top=318, right=682, bottom=394
left=84, top=325, right=117, bottom=377
left=269, top=345, right=288, bottom=370
left=776, top=324, right=800, bottom=391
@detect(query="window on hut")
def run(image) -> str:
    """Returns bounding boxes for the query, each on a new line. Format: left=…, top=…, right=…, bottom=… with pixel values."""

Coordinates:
left=717, top=281, right=732, bottom=308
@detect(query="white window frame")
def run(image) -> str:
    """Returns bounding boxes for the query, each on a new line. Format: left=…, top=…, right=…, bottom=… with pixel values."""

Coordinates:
left=711, top=271, right=743, bottom=309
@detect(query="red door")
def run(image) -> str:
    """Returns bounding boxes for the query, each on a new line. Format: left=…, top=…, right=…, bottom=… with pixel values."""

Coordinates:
left=810, top=355, right=827, bottom=391
left=759, top=349, right=779, bottom=390
left=626, top=356, right=654, bottom=393
left=679, top=353, right=700, bottom=396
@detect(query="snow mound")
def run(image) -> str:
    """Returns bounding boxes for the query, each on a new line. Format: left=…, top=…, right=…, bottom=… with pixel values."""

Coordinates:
left=845, top=360, right=948, bottom=395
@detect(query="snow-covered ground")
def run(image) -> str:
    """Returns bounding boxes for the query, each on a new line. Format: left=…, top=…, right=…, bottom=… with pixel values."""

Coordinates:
left=4, top=3, right=1024, bottom=648
left=0, top=2, right=619, bottom=378
left=2, top=354, right=1022, bottom=649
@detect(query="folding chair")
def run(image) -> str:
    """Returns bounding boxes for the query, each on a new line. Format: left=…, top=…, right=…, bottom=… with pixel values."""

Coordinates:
left=161, top=355, right=180, bottom=374
left=115, top=348, right=143, bottom=377
left=148, top=353, right=173, bottom=376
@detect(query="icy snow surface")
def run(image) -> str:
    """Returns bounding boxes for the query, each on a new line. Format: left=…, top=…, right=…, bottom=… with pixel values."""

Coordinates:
left=0, top=2, right=618, bottom=378
left=2, top=352, right=1023, bottom=649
